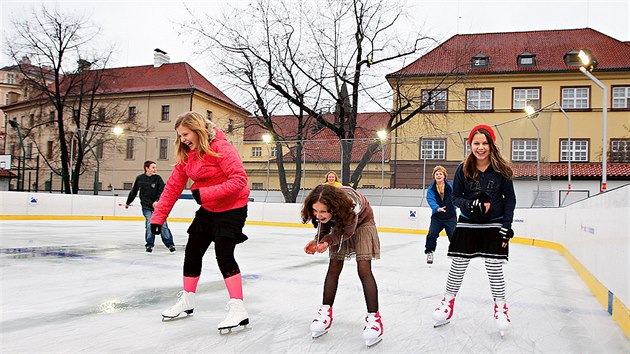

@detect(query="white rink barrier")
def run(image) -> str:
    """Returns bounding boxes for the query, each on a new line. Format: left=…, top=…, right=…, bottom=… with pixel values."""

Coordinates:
left=0, top=187, right=628, bottom=338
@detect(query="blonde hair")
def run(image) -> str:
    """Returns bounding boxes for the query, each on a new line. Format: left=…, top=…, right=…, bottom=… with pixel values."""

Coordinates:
left=174, top=111, right=219, bottom=163
left=432, top=165, right=448, bottom=179
left=324, top=171, right=339, bottom=183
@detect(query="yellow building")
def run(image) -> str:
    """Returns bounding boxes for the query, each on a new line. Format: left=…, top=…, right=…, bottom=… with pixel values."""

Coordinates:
left=2, top=50, right=249, bottom=193
left=386, top=28, right=630, bottom=195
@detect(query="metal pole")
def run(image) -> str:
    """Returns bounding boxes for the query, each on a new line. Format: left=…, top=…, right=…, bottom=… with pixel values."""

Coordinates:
left=380, top=144, right=384, bottom=205
left=555, top=103, right=572, bottom=198
left=580, top=67, right=608, bottom=192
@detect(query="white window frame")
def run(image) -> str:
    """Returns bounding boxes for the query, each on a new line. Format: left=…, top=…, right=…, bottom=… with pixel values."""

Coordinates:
left=421, top=139, right=446, bottom=160
left=561, top=87, right=589, bottom=109
left=161, top=105, right=170, bottom=121
left=271, top=146, right=277, bottom=157
left=466, top=89, right=493, bottom=111
left=252, top=182, right=263, bottom=190
left=612, top=86, right=630, bottom=109
left=7, top=73, right=14, bottom=84
left=421, top=90, right=448, bottom=111
left=252, top=146, right=262, bottom=157
left=611, top=139, right=630, bottom=162
left=511, top=139, right=539, bottom=161
left=560, top=139, right=588, bottom=162
left=513, top=88, right=540, bottom=110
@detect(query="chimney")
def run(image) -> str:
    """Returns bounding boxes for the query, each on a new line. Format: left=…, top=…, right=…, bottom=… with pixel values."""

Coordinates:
left=154, top=48, right=170, bottom=68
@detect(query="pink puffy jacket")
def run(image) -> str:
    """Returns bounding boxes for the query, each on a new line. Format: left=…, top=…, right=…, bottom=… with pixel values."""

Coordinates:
left=150, top=128, right=250, bottom=225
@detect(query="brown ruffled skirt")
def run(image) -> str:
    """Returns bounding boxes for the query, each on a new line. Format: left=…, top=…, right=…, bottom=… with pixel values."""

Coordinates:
left=329, top=220, right=380, bottom=261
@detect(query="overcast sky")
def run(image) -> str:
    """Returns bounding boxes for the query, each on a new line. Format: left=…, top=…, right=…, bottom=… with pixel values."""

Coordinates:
left=1, top=0, right=629, bottom=104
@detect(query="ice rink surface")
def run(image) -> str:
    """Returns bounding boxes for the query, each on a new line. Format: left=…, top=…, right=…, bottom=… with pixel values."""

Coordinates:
left=1, top=219, right=629, bottom=353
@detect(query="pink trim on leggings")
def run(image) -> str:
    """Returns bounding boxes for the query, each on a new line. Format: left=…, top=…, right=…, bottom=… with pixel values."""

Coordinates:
left=224, top=273, right=243, bottom=299
left=183, top=276, right=200, bottom=293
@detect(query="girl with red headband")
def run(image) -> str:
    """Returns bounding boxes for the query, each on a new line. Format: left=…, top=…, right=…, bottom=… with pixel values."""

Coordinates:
left=432, top=124, right=516, bottom=337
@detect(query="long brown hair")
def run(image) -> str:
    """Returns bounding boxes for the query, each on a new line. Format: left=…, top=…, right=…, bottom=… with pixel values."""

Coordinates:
left=464, top=128, right=513, bottom=180
left=301, top=184, right=355, bottom=231
left=174, top=111, right=219, bottom=163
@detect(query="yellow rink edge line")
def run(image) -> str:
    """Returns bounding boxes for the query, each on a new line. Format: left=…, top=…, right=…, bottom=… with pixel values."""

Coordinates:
left=1, top=214, right=627, bottom=339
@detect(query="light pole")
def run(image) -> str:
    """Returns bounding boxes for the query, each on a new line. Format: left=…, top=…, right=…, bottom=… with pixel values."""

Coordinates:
left=262, top=133, right=272, bottom=202
left=377, top=130, right=387, bottom=205
left=564, top=48, right=607, bottom=192
left=8, top=119, right=26, bottom=191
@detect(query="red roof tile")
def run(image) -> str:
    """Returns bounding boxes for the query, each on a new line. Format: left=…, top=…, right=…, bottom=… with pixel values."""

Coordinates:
left=512, top=162, right=630, bottom=178
left=389, top=28, right=630, bottom=77
left=0, top=169, right=17, bottom=178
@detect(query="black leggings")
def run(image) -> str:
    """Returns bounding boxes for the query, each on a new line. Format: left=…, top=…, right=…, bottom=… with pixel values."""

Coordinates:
left=322, top=259, right=379, bottom=313
left=183, top=234, right=239, bottom=279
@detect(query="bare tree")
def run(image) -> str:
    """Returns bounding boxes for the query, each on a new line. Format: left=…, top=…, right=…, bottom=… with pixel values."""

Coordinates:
left=5, top=6, right=133, bottom=194
left=184, top=0, right=468, bottom=191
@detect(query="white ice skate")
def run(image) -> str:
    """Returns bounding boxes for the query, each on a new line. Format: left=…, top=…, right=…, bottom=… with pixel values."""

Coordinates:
left=162, top=290, right=195, bottom=320
left=494, top=299, right=511, bottom=337
left=432, top=294, right=455, bottom=327
left=362, top=312, right=383, bottom=347
left=218, top=298, right=249, bottom=334
left=310, top=305, right=333, bottom=338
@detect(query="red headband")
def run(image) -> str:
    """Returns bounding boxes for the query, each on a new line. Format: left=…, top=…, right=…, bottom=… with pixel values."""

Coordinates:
left=468, top=124, right=496, bottom=144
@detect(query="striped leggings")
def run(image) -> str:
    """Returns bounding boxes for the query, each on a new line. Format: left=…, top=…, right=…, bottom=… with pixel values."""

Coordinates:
left=445, top=257, right=505, bottom=300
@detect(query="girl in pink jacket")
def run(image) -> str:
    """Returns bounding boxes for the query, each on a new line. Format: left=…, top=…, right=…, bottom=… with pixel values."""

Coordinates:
left=150, top=111, right=250, bottom=333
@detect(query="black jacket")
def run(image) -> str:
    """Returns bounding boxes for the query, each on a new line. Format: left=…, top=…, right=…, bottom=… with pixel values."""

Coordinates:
left=126, top=174, right=165, bottom=210
left=452, top=163, right=516, bottom=229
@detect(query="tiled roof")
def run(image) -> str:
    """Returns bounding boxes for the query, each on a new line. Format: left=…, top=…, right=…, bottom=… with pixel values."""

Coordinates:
left=512, top=162, right=630, bottom=178
left=244, top=112, right=391, bottom=162
left=4, top=62, right=247, bottom=113
left=389, top=28, right=630, bottom=77
left=0, top=169, right=17, bottom=178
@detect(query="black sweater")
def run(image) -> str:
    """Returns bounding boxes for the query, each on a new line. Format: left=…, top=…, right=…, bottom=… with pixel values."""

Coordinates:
left=125, top=174, right=166, bottom=210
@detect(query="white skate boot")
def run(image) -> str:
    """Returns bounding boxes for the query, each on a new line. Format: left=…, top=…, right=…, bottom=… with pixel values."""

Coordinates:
left=162, top=290, right=195, bottom=320
left=362, top=312, right=383, bottom=347
left=494, top=299, right=511, bottom=337
left=432, top=294, right=455, bottom=327
left=310, top=305, right=333, bottom=338
left=218, top=299, right=249, bottom=334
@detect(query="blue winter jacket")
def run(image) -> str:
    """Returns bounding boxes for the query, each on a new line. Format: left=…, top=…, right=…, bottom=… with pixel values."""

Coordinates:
left=426, top=179, right=457, bottom=220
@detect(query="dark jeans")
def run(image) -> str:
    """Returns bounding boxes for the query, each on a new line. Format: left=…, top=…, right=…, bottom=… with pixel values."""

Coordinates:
left=143, top=208, right=174, bottom=248
left=425, top=216, right=456, bottom=253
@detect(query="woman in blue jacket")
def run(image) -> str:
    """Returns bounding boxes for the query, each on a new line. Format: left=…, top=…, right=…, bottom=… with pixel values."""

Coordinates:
left=424, top=165, right=457, bottom=264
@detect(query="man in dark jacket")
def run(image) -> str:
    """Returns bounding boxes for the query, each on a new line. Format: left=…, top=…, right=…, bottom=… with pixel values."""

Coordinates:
left=126, top=160, right=175, bottom=253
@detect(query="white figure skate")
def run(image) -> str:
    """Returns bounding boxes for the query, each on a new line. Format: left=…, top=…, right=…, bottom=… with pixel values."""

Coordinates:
left=310, top=305, right=333, bottom=338
left=218, top=299, right=249, bottom=334
left=432, top=294, right=455, bottom=327
left=162, top=290, right=195, bottom=321
left=362, top=312, right=383, bottom=347
left=494, top=299, right=511, bottom=337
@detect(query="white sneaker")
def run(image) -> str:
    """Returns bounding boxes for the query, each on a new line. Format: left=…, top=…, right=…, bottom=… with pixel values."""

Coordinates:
left=162, top=290, right=195, bottom=319
left=494, top=299, right=511, bottom=336
left=432, top=294, right=455, bottom=327
left=218, top=299, right=249, bottom=333
left=362, top=312, right=383, bottom=347
left=310, top=305, right=333, bottom=338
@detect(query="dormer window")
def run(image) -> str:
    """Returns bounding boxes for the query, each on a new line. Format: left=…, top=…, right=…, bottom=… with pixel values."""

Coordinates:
left=518, top=51, right=536, bottom=68
left=471, top=54, right=490, bottom=69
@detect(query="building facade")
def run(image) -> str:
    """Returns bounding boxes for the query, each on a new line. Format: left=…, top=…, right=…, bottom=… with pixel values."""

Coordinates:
left=2, top=50, right=249, bottom=193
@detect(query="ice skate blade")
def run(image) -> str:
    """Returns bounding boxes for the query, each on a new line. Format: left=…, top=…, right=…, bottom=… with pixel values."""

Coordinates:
left=218, top=318, right=250, bottom=335
left=365, top=336, right=382, bottom=348
left=311, top=330, right=328, bottom=339
left=161, top=310, right=193, bottom=322
left=499, top=330, right=506, bottom=337
left=433, top=319, right=450, bottom=328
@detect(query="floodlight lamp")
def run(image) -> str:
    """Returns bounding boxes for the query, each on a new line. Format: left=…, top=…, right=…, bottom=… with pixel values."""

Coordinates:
left=112, top=126, right=124, bottom=136
left=8, top=119, right=19, bottom=128
left=262, top=133, right=272, bottom=144
left=524, top=106, right=536, bottom=116
left=377, top=130, right=387, bottom=141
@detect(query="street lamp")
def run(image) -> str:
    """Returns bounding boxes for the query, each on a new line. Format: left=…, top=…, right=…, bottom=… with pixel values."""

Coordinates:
left=262, top=133, right=272, bottom=202
left=377, top=130, right=387, bottom=205
left=8, top=119, right=26, bottom=191
left=564, top=48, right=607, bottom=192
